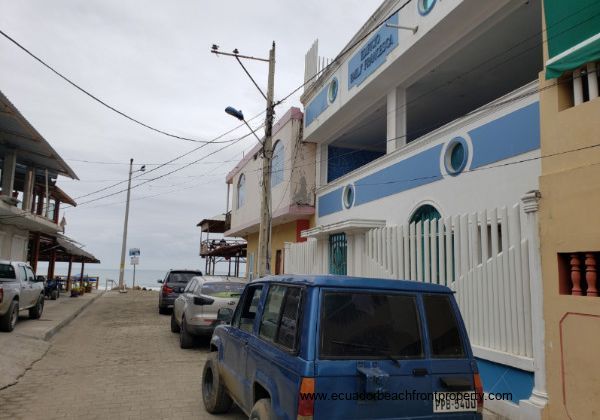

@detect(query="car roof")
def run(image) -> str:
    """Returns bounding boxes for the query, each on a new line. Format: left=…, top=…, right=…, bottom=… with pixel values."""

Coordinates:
left=251, top=275, right=452, bottom=293
left=194, top=275, right=248, bottom=283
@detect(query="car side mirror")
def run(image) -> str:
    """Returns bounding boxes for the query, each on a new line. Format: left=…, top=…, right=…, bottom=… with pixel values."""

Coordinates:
left=157, top=279, right=163, bottom=284
left=193, top=295, right=215, bottom=306
left=217, top=308, right=234, bottom=324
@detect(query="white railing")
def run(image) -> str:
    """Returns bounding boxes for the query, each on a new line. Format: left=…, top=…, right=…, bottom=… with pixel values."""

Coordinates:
left=285, top=202, right=535, bottom=363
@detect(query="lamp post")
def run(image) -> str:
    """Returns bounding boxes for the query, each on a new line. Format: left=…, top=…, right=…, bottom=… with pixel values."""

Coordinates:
left=118, top=159, right=145, bottom=291
left=216, top=42, right=276, bottom=277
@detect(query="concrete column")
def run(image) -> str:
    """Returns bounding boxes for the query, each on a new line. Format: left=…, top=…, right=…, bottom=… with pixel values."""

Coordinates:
left=520, top=190, right=549, bottom=417
left=386, top=87, right=407, bottom=153
left=22, top=167, right=35, bottom=211
left=1, top=150, right=17, bottom=195
left=317, top=143, right=328, bottom=187
left=346, top=234, right=355, bottom=276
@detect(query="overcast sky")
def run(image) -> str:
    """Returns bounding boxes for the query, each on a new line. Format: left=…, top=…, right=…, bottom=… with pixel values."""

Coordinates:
left=0, top=0, right=381, bottom=272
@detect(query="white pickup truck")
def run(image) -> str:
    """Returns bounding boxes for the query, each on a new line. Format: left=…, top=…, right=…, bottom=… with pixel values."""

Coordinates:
left=0, top=261, right=45, bottom=332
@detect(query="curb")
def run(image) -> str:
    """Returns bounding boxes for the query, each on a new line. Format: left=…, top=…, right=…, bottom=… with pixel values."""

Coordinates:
left=42, top=291, right=105, bottom=341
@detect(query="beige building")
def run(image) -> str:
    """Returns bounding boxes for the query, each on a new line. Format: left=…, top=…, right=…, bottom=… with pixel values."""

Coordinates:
left=538, top=1, right=600, bottom=419
left=225, top=107, right=316, bottom=277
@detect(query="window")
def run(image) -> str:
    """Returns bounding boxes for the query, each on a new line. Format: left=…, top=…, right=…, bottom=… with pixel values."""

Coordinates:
left=234, top=285, right=263, bottom=333
left=260, top=285, right=286, bottom=341
left=320, top=291, right=423, bottom=359
left=444, top=137, right=469, bottom=176
left=271, top=141, right=284, bottom=187
left=184, top=279, right=196, bottom=293
left=237, top=174, right=246, bottom=209
left=418, top=0, right=436, bottom=16
left=0, top=264, right=15, bottom=279
left=201, top=282, right=245, bottom=297
left=259, top=285, right=303, bottom=351
left=423, top=294, right=466, bottom=358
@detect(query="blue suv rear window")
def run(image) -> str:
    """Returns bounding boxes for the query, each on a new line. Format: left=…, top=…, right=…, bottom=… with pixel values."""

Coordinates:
left=423, top=294, right=466, bottom=358
left=320, top=291, right=423, bottom=359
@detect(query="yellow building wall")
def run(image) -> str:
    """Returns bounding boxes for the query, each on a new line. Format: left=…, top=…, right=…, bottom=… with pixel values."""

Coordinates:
left=244, top=217, right=314, bottom=278
left=538, top=74, right=600, bottom=419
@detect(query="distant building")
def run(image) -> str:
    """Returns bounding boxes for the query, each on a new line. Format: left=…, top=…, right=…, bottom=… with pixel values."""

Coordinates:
left=286, top=1, right=548, bottom=418
left=225, top=107, right=316, bottom=278
left=0, top=90, right=99, bottom=285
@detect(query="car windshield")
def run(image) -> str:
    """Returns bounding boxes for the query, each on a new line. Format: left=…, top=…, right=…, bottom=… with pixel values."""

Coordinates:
left=167, top=272, right=201, bottom=284
left=320, top=291, right=424, bottom=359
left=201, top=282, right=245, bottom=298
left=0, top=264, right=16, bottom=279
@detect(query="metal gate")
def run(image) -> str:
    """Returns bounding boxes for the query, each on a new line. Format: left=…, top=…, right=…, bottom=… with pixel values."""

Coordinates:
left=328, top=233, right=347, bottom=275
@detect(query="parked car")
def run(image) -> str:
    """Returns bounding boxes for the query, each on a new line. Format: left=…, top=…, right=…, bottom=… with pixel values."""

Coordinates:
left=157, top=269, right=203, bottom=314
left=171, top=276, right=246, bottom=348
left=0, top=261, right=45, bottom=332
left=202, top=275, right=482, bottom=419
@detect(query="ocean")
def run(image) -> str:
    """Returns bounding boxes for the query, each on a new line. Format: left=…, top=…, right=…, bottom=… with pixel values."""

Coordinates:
left=45, top=267, right=169, bottom=291
left=43, top=267, right=242, bottom=290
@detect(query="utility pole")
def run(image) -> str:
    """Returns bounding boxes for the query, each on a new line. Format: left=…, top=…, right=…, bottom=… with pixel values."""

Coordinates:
left=118, top=158, right=133, bottom=291
left=213, top=42, right=276, bottom=277
left=258, top=42, right=276, bottom=277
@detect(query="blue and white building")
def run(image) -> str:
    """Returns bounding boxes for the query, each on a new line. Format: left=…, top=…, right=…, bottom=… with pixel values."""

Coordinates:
left=285, top=1, right=548, bottom=418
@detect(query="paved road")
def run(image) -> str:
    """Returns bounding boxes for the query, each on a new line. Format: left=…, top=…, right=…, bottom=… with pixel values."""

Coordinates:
left=0, top=291, right=245, bottom=420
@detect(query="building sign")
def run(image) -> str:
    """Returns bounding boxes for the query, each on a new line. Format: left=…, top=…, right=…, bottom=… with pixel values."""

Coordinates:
left=348, top=13, right=399, bottom=90
left=129, top=248, right=140, bottom=256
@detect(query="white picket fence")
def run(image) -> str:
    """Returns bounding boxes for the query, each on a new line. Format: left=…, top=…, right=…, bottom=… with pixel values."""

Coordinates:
left=285, top=203, right=534, bottom=361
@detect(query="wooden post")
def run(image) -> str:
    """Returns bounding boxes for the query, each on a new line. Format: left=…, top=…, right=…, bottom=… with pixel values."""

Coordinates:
left=47, top=247, right=56, bottom=280
left=80, top=261, right=85, bottom=291
left=585, top=253, right=597, bottom=297
left=66, top=257, right=73, bottom=291
left=30, top=233, right=40, bottom=273
left=570, top=254, right=582, bottom=296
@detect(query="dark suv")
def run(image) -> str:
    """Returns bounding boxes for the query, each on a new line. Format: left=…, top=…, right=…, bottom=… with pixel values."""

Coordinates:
left=157, top=269, right=202, bottom=314
left=203, top=275, right=482, bottom=419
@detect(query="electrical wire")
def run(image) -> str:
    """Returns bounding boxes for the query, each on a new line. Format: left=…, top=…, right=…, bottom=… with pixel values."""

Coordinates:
left=0, top=28, right=255, bottom=145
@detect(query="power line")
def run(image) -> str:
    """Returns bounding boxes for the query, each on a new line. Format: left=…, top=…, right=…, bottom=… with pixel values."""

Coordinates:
left=0, top=28, right=252, bottom=145
left=71, top=115, right=264, bottom=200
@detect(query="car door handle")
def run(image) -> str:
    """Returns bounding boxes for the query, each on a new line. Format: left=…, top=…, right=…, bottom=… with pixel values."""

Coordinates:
left=412, top=368, right=428, bottom=376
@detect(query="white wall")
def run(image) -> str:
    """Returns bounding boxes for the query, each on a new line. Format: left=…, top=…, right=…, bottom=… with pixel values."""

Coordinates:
left=316, top=88, right=540, bottom=228
left=229, top=118, right=316, bottom=234
left=0, top=224, right=29, bottom=261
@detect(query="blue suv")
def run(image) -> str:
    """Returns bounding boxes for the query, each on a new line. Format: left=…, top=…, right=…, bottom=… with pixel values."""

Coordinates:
left=202, top=275, right=482, bottom=419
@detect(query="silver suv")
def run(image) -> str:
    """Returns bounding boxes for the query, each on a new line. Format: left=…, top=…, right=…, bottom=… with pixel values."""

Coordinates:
left=0, top=261, right=45, bottom=332
left=171, top=276, right=246, bottom=348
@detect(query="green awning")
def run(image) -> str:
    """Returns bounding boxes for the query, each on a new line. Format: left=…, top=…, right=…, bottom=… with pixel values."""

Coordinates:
left=544, top=0, right=600, bottom=79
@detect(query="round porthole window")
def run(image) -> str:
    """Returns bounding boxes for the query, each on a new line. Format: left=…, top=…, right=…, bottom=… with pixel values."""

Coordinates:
left=342, top=184, right=355, bottom=209
left=328, top=77, right=339, bottom=103
left=418, top=0, right=436, bottom=16
left=444, top=137, right=469, bottom=176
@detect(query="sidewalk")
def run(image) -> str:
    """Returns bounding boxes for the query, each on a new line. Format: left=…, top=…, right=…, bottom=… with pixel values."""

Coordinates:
left=0, top=290, right=103, bottom=390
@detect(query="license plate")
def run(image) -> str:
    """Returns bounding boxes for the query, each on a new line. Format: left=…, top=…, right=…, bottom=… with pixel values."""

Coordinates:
left=433, top=392, right=478, bottom=413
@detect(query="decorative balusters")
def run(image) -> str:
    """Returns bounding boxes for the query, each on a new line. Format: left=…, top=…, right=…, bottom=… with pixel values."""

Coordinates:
left=564, top=252, right=599, bottom=297
left=570, top=254, right=583, bottom=296
left=585, top=253, right=598, bottom=297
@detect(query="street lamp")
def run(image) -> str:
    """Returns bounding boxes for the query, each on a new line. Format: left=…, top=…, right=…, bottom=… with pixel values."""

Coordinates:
left=225, top=107, right=263, bottom=145
left=118, top=159, right=145, bottom=292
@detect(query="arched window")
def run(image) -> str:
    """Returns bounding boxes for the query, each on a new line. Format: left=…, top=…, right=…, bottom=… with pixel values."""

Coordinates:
left=237, top=174, right=246, bottom=209
left=271, top=141, right=284, bottom=187
left=410, top=204, right=441, bottom=224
